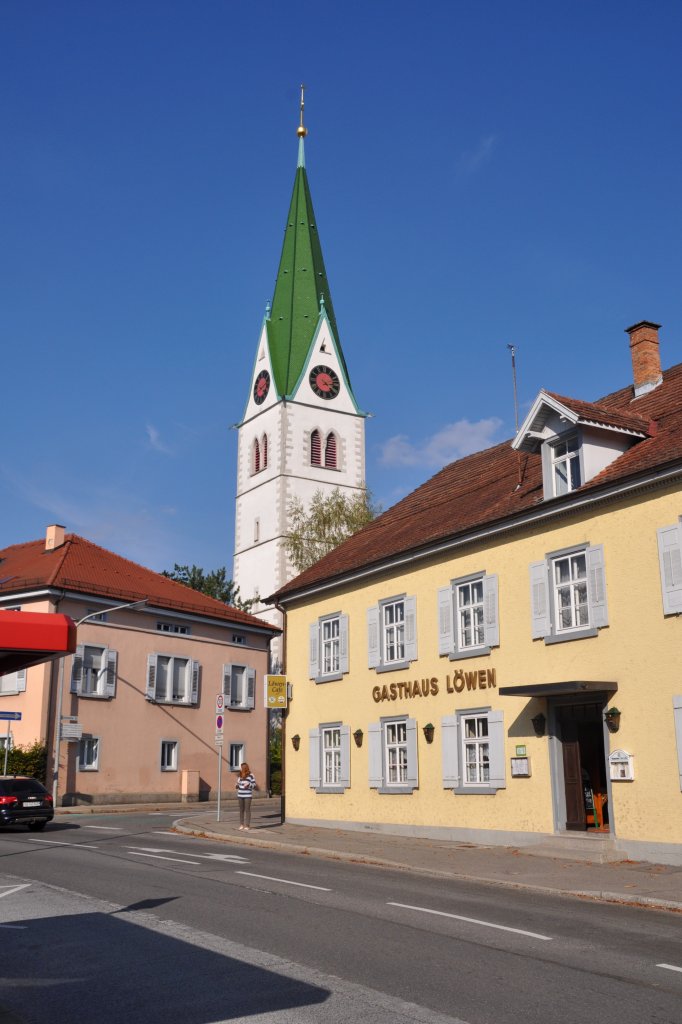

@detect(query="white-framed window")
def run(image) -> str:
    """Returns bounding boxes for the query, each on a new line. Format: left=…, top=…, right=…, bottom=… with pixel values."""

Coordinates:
left=308, top=723, right=350, bottom=792
left=232, top=634, right=246, bottom=645
left=438, top=573, right=499, bottom=660
left=551, top=435, right=581, bottom=495
left=442, top=708, right=505, bottom=794
left=367, top=596, right=417, bottom=672
left=160, top=740, right=178, bottom=772
left=223, top=664, right=256, bottom=710
left=308, top=613, right=349, bottom=682
left=368, top=717, right=418, bottom=793
left=156, top=622, right=190, bottom=635
left=78, top=736, right=99, bottom=771
left=0, top=669, right=26, bottom=696
left=529, top=544, right=608, bottom=643
left=70, top=645, right=117, bottom=699
left=229, top=742, right=245, bottom=771
left=146, top=655, right=199, bottom=705
left=657, top=517, right=682, bottom=615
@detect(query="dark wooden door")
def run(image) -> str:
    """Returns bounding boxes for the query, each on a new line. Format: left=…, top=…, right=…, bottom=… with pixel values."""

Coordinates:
left=561, top=718, right=586, bottom=831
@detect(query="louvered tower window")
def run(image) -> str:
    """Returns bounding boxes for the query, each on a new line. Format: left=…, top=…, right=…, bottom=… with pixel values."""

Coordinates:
left=310, top=429, right=322, bottom=466
left=324, top=432, right=337, bottom=469
left=252, top=438, right=261, bottom=474
left=262, top=434, right=268, bottom=469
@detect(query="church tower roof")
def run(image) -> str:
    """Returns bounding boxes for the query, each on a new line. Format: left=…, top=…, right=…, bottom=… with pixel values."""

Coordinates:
left=266, top=90, right=349, bottom=397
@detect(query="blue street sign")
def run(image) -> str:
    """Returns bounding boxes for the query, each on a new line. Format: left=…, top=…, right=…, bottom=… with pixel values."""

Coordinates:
left=0, top=712, right=21, bottom=721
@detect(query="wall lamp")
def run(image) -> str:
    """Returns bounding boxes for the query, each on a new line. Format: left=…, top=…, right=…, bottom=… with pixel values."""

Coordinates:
left=531, top=713, right=546, bottom=738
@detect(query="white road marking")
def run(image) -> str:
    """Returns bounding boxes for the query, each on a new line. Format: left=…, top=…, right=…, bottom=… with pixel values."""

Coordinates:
left=198, top=852, right=250, bottom=864
left=153, top=831, right=178, bottom=836
left=126, top=846, right=180, bottom=854
left=28, top=839, right=98, bottom=850
left=82, top=825, right=122, bottom=831
left=0, top=884, right=31, bottom=899
left=236, top=871, right=331, bottom=891
left=0, top=925, right=27, bottom=930
left=128, top=852, right=201, bottom=866
left=657, top=963, right=682, bottom=974
left=388, top=902, right=553, bottom=941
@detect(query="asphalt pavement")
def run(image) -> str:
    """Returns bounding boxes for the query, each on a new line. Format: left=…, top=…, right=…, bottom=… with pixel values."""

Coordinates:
left=56, top=797, right=682, bottom=912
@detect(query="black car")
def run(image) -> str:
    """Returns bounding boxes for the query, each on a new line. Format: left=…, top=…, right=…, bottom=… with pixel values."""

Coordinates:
left=0, top=776, right=54, bottom=831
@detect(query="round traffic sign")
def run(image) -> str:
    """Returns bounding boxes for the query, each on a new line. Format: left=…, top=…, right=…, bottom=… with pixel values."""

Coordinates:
left=216, top=715, right=223, bottom=730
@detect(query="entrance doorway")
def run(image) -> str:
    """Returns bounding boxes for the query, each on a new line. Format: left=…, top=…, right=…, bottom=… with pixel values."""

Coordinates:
left=556, top=702, right=609, bottom=832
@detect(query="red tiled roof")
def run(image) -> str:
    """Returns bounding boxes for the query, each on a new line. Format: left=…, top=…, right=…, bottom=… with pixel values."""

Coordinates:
left=0, top=534, right=278, bottom=632
left=276, top=360, right=682, bottom=599
left=543, top=392, right=652, bottom=435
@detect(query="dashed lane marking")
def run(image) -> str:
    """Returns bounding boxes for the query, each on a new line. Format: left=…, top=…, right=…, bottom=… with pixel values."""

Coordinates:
left=236, top=871, right=331, bottom=891
left=82, top=825, right=122, bottom=831
left=127, top=852, right=201, bottom=866
left=388, top=902, right=553, bottom=941
left=657, top=964, right=682, bottom=974
left=28, top=839, right=99, bottom=850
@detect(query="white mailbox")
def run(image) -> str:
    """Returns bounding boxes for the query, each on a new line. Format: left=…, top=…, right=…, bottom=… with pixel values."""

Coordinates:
left=609, top=749, right=634, bottom=782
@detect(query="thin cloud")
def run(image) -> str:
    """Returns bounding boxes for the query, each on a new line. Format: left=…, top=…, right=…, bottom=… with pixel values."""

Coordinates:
left=146, top=424, right=173, bottom=455
left=379, top=418, right=504, bottom=470
left=457, top=134, right=497, bottom=175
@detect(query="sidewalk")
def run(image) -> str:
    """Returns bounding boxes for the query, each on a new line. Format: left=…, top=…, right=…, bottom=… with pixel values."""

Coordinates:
left=171, top=799, right=682, bottom=913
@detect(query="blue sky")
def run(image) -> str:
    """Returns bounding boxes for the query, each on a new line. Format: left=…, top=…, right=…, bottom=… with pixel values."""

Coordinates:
left=2, top=1, right=681, bottom=573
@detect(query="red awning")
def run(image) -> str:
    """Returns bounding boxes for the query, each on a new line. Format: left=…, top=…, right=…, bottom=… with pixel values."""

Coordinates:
left=0, top=611, right=77, bottom=675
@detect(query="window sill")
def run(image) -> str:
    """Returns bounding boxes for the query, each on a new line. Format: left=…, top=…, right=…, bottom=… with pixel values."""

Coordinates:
left=376, top=785, right=416, bottom=795
left=314, top=786, right=346, bottom=794
left=160, top=767, right=178, bottom=773
left=452, top=785, right=498, bottom=795
left=315, top=673, right=343, bottom=684
left=227, top=705, right=253, bottom=712
left=147, top=697, right=195, bottom=707
left=374, top=661, right=411, bottom=675
left=77, top=767, right=99, bottom=773
left=543, top=627, right=598, bottom=645
left=0, top=691, right=22, bottom=697
left=76, top=693, right=110, bottom=700
left=448, top=646, right=491, bottom=661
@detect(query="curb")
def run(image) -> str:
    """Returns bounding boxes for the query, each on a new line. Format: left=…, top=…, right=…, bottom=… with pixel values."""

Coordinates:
left=172, top=821, right=682, bottom=914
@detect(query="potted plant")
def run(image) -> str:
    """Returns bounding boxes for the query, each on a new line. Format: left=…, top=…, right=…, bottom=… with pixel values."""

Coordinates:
left=604, top=707, right=621, bottom=733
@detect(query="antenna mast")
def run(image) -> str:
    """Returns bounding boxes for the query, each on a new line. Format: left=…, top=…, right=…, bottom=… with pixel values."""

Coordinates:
left=507, top=344, right=519, bottom=434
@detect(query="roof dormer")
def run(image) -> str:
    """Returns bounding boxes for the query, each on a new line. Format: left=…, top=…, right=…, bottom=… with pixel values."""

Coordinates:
left=512, top=390, right=651, bottom=500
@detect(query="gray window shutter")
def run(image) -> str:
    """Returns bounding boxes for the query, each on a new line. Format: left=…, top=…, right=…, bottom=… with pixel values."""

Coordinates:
left=339, top=724, right=350, bottom=788
left=404, top=596, right=418, bottom=663
left=488, top=710, right=506, bottom=790
left=483, top=573, right=499, bottom=648
left=308, top=728, right=321, bottom=788
left=406, top=717, right=418, bottom=789
left=586, top=544, right=609, bottom=628
left=367, top=606, right=380, bottom=669
left=105, top=649, right=117, bottom=698
left=246, top=668, right=256, bottom=709
left=438, top=586, right=455, bottom=656
left=441, top=714, right=460, bottom=789
left=16, top=668, right=26, bottom=693
left=339, top=614, right=349, bottom=674
left=146, top=654, right=157, bottom=700
left=657, top=523, right=682, bottom=615
left=529, top=561, right=550, bottom=639
left=541, top=442, right=553, bottom=500
left=222, top=664, right=232, bottom=696
left=309, top=623, right=320, bottom=679
left=674, top=697, right=682, bottom=792
left=190, top=661, right=200, bottom=704
left=71, top=645, right=84, bottom=694
left=368, top=721, right=382, bottom=788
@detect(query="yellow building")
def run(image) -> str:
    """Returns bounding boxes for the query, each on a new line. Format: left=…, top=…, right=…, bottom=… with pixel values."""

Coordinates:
left=275, top=321, right=682, bottom=865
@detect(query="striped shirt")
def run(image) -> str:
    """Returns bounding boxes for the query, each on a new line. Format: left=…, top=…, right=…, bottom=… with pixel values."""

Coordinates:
left=236, top=773, right=256, bottom=797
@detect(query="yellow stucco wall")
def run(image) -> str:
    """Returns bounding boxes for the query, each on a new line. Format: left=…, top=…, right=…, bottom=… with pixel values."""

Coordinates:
left=283, top=483, right=682, bottom=847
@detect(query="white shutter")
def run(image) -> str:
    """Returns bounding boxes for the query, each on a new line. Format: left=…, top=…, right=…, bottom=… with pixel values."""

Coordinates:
left=438, top=586, right=455, bottom=656
left=190, top=661, right=200, bottom=705
left=541, top=442, right=553, bottom=501
left=367, top=606, right=380, bottom=669
left=404, top=596, right=417, bottom=663
left=222, top=664, right=232, bottom=696
left=673, top=697, right=682, bottom=792
left=339, top=615, right=349, bottom=674
left=246, top=668, right=256, bottom=709
left=339, top=724, right=350, bottom=788
left=71, top=644, right=84, bottom=694
left=368, top=721, right=382, bottom=788
left=657, top=523, right=682, bottom=615
left=309, top=728, right=321, bottom=788
left=529, top=561, right=550, bottom=639
left=16, top=668, right=26, bottom=693
left=483, top=573, right=500, bottom=648
left=405, top=717, right=418, bottom=789
left=105, top=649, right=117, bottom=699
left=488, top=710, right=506, bottom=790
left=586, top=544, right=609, bottom=628
left=145, top=654, right=157, bottom=700
left=441, top=714, right=460, bottom=789
left=309, top=623, right=320, bottom=679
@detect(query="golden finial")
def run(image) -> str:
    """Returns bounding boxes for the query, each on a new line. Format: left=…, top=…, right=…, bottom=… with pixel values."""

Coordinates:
left=297, top=83, right=308, bottom=138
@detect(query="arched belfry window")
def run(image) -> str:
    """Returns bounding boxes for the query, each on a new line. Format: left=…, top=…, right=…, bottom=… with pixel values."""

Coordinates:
left=324, top=432, right=337, bottom=469
left=310, top=429, right=322, bottom=466
left=262, top=433, right=268, bottom=469
left=252, top=438, right=261, bottom=474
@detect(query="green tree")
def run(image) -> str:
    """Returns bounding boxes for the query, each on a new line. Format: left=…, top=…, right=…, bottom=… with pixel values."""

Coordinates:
left=162, top=565, right=254, bottom=612
left=284, top=488, right=379, bottom=574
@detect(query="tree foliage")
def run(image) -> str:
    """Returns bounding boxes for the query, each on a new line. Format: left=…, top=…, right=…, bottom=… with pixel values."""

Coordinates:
left=285, top=488, right=379, bottom=574
left=162, top=565, right=254, bottom=612
left=4, top=741, right=47, bottom=783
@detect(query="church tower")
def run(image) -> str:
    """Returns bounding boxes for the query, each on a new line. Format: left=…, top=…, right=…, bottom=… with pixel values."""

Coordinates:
left=233, top=92, right=366, bottom=666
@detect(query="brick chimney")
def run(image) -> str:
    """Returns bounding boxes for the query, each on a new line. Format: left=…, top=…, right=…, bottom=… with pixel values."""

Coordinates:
left=45, top=524, right=66, bottom=551
left=626, top=320, right=663, bottom=398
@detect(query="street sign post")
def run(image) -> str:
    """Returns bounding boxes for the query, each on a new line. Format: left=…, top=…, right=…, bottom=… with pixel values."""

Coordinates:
left=215, top=700, right=224, bottom=822
left=0, top=713, right=20, bottom=774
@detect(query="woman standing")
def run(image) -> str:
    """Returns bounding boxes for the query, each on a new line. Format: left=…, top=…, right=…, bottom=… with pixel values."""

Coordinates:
left=236, top=762, right=256, bottom=830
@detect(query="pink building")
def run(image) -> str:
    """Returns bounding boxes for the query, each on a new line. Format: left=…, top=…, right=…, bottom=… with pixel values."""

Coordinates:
left=0, top=525, right=279, bottom=805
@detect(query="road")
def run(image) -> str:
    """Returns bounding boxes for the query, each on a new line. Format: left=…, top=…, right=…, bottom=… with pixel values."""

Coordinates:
left=0, top=812, right=680, bottom=1024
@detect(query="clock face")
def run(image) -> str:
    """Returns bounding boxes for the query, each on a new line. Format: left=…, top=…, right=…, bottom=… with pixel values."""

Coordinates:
left=309, top=364, right=340, bottom=400
left=253, top=370, right=270, bottom=405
